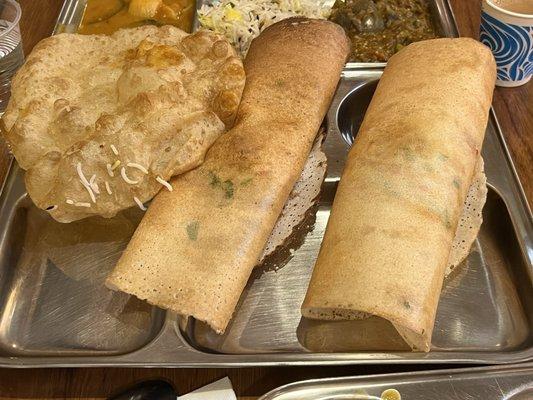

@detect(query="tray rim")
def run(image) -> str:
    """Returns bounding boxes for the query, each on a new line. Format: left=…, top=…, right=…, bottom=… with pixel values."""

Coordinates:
left=258, top=362, right=533, bottom=399
left=0, top=0, right=530, bottom=368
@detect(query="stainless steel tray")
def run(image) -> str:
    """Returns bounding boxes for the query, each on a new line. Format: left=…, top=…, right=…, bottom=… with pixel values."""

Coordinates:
left=259, top=363, right=533, bottom=399
left=0, top=0, right=530, bottom=367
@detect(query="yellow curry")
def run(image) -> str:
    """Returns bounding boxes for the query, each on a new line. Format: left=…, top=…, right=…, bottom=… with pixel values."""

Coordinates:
left=78, top=0, right=195, bottom=35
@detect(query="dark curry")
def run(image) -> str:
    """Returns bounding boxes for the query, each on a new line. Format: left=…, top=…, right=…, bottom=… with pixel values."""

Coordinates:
left=329, top=0, right=438, bottom=62
left=78, top=0, right=195, bottom=35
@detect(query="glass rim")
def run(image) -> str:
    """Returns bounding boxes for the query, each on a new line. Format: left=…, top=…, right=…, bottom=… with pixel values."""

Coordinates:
left=0, top=0, right=22, bottom=39
left=486, top=0, right=533, bottom=18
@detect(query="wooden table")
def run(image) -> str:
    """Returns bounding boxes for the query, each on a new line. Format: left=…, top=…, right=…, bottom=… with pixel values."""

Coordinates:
left=0, top=1, right=531, bottom=399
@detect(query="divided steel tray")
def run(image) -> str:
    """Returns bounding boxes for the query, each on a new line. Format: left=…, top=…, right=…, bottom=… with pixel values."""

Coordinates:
left=0, top=0, right=530, bottom=367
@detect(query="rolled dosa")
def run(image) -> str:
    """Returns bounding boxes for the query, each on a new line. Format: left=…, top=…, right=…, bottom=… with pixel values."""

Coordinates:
left=107, top=18, right=349, bottom=333
left=301, top=38, right=496, bottom=351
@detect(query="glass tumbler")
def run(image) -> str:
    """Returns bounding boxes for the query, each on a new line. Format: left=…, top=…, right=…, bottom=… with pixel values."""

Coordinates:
left=0, top=0, right=22, bottom=113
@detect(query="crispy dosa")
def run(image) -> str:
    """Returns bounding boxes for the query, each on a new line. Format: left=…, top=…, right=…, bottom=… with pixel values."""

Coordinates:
left=446, top=157, right=487, bottom=277
left=260, top=131, right=327, bottom=263
left=107, top=18, right=349, bottom=333
left=2, top=26, right=245, bottom=222
left=301, top=38, right=496, bottom=351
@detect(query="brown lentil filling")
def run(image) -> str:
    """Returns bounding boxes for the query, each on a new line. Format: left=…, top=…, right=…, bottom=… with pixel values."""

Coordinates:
left=329, top=0, right=438, bottom=62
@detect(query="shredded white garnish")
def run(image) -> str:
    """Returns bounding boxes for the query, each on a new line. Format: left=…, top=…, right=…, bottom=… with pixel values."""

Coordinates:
left=106, top=163, right=114, bottom=177
left=121, top=167, right=139, bottom=184
left=76, top=162, right=91, bottom=187
left=110, top=144, right=119, bottom=156
left=105, top=181, right=112, bottom=195
left=133, top=196, right=147, bottom=211
left=66, top=199, right=74, bottom=205
left=89, top=174, right=100, bottom=194
left=156, top=176, right=173, bottom=191
left=198, top=0, right=332, bottom=56
left=111, top=160, right=121, bottom=170
left=76, top=162, right=96, bottom=203
left=85, top=185, right=96, bottom=203
left=74, top=202, right=91, bottom=208
left=127, top=162, right=149, bottom=174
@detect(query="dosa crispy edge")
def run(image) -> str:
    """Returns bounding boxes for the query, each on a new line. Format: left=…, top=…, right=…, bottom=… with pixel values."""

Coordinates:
left=106, top=18, right=349, bottom=333
left=301, top=38, right=496, bottom=352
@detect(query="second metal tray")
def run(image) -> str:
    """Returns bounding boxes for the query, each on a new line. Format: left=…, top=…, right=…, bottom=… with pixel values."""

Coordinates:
left=0, top=0, right=530, bottom=367
left=259, top=363, right=533, bottom=399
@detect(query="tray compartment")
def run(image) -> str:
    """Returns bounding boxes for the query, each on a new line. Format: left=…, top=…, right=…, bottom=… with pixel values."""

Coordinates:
left=342, top=0, right=457, bottom=68
left=178, top=73, right=532, bottom=355
left=0, top=178, right=165, bottom=356
left=58, top=0, right=458, bottom=69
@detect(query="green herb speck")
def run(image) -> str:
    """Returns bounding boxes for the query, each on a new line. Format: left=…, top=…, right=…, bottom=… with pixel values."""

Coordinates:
left=222, top=179, right=234, bottom=198
left=209, top=171, right=234, bottom=199
left=453, top=178, right=461, bottom=189
left=404, top=301, right=411, bottom=310
left=240, top=177, right=253, bottom=186
left=186, top=221, right=199, bottom=241
left=443, top=209, right=452, bottom=230
left=209, top=171, right=221, bottom=187
left=438, top=153, right=449, bottom=162
left=399, top=146, right=415, bottom=162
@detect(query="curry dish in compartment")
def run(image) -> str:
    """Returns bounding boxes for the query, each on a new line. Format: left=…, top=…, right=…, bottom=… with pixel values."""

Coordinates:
left=329, top=0, right=438, bottom=62
left=79, top=0, right=195, bottom=35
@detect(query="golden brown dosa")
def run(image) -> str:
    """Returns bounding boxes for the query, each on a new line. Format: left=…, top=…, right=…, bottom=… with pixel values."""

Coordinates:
left=301, top=38, right=496, bottom=352
left=106, top=18, right=349, bottom=333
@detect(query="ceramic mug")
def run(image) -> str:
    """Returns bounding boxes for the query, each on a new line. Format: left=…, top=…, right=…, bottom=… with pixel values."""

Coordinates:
left=480, top=0, right=533, bottom=87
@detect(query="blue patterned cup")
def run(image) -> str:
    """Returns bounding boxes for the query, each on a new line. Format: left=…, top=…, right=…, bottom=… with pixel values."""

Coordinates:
left=480, top=0, right=532, bottom=87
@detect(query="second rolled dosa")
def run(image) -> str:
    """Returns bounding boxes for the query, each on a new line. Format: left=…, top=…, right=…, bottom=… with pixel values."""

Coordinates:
left=301, top=38, right=496, bottom=351
left=106, top=18, right=349, bottom=333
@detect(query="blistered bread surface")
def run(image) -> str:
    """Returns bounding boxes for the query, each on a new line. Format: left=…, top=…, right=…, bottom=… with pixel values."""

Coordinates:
left=2, top=25, right=245, bottom=222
